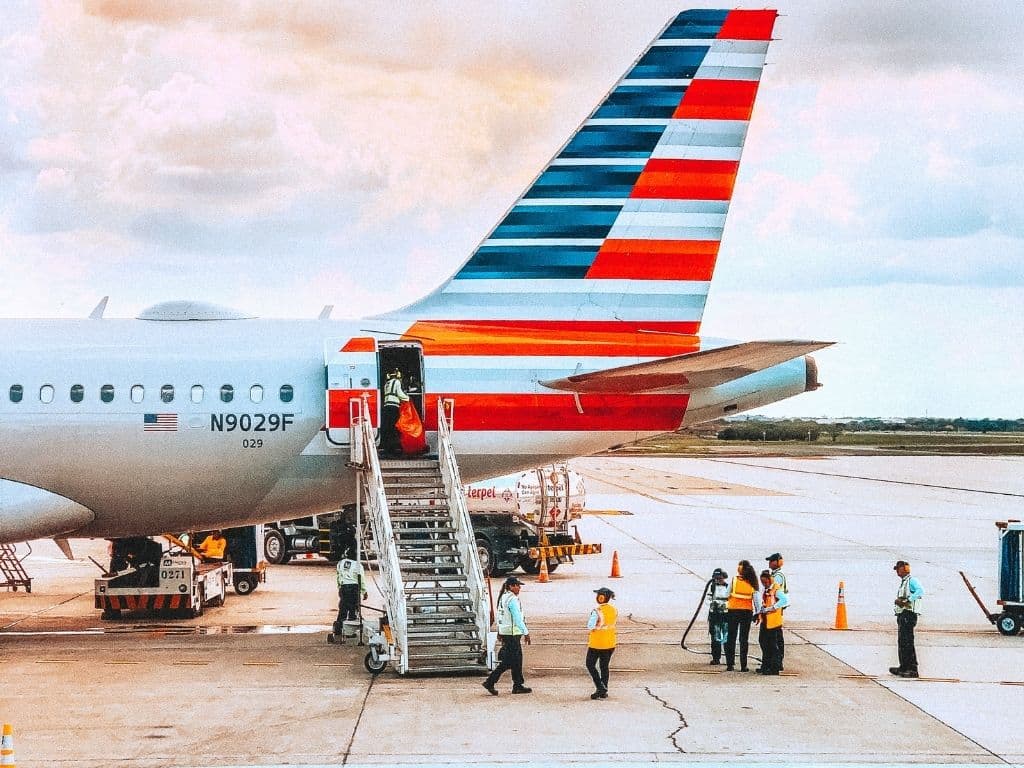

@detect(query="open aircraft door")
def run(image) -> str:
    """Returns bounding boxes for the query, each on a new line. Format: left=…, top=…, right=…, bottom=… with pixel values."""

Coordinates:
left=325, top=337, right=379, bottom=446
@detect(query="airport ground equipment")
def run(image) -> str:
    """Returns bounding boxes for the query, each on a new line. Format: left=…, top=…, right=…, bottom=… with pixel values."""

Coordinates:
left=0, top=543, right=32, bottom=592
left=959, top=520, right=1024, bottom=636
left=95, top=537, right=230, bottom=619
left=223, top=526, right=266, bottom=594
left=345, top=396, right=489, bottom=676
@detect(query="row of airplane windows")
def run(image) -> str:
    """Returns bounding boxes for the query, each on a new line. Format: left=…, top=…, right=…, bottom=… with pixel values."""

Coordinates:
left=6, top=383, right=295, bottom=405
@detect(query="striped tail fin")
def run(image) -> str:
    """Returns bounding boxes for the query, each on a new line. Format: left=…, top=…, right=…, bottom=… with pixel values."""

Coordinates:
left=385, top=9, right=777, bottom=357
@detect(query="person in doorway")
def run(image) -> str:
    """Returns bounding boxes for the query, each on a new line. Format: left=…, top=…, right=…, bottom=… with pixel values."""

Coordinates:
left=586, top=587, right=618, bottom=699
left=756, top=569, right=788, bottom=675
left=198, top=530, right=227, bottom=561
left=766, top=552, right=787, bottom=669
left=483, top=576, right=532, bottom=695
left=707, top=568, right=730, bottom=665
left=724, top=559, right=759, bottom=671
left=380, top=368, right=409, bottom=457
left=890, top=560, right=923, bottom=678
left=330, top=550, right=367, bottom=643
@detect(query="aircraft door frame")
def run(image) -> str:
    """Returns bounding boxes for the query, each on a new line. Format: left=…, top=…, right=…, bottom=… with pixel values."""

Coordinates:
left=377, top=341, right=425, bottom=421
left=325, top=337, right=380, bottom=446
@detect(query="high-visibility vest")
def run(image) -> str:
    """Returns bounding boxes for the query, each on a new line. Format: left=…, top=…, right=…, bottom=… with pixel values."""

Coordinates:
left=727, top=577, right=755, bottom=611
left=336, top=559, right=365, bottom=589
left=497, top=591, right=525, bottom=636
left=588, top=603, right=617, bottom=649
left=763, top=586, right=784, bottom=629
left=199, top=535, right=226, bottom=559
left=383, top=377, right=408, bottom=407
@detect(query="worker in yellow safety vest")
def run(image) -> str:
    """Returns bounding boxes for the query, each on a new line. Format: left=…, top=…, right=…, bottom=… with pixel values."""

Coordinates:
left=756, top=569, right=788, bottom=675
left=725, top=560, right=759, bottom=671
left=586, top=587, right=617, bottom=699
left=198, top=530, right=227, bottom=561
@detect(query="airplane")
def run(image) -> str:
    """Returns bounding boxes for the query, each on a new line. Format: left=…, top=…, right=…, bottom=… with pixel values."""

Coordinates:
left=0, top=8, right=831, bottom=545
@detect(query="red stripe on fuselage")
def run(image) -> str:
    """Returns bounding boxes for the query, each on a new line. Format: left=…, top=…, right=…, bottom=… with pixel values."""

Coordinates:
left=586, top=239, right=719, bottom=280
left=328, top=389, right=378, bottom=429
left=402, top=321, right=700, bottom=357
left=673, top=80, right=760, bottom=121
left=718, top=9, right=777, bottom=41
left=420, top=393, right=689, bottom=432
left=630, top=158, right=739, bottom=200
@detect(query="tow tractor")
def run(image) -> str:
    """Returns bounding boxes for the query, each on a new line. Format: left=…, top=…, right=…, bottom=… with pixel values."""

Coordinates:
left=959, top=519, right=1024, bottom=636
left=94, top=535, right=230, bottom=619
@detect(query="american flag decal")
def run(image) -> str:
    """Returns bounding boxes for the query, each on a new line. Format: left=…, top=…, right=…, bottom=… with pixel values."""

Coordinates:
left=143, top=413, right=178, bottom=432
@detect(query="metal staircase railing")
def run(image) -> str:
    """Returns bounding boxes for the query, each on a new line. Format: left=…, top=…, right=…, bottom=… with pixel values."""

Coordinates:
left=0, top=543, right=33, bottom=592
left=351, top=397, right=409, bottom=674
left=435, top=398, right=490, bottom=651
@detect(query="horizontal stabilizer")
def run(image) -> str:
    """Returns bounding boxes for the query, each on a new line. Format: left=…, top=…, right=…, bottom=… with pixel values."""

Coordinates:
left=540, top=340, right=834, bottom=393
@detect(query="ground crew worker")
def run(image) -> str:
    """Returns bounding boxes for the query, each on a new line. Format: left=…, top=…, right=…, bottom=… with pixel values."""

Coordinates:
left=198, top=530, right=227, bottom=561
left=756, top=569, right=788, bottom=675
left=483, top=576, right=532, bottom=695
left=380, top=369, right=409, bottom=457
left=890, top=560, right=923, bottom=678
left=586, top=586, right=618, bottom=699
left=767, top=552, right=787, bottom=669
left=725, top=560, right=759, bottom=671
left=707, top=568, right=730, bottom=665
left=330, top=551, right=367, bottom=642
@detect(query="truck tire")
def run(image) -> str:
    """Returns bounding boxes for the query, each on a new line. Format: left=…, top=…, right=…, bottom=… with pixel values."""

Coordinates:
left=519, top=556, right=559, bottom=575
left=364, top=650, right=387, bottom=675
left=264, top=529, right=290, bottom=565
left=476, top=538, right=495, bottom=575
left=997, top=612, right=1021, bottom=636
left=234, top=574, right=258, bottom=595
left=192, top=586, right=205, bottom=618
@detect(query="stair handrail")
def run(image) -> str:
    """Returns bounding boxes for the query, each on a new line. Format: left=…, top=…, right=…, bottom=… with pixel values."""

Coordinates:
left=354, top=398, right=409, bottom=674
left=435, top=397, right=489, bottom=651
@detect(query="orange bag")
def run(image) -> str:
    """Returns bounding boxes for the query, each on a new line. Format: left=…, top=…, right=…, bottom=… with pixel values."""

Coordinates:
left=396, top=401, right=427, bottom=454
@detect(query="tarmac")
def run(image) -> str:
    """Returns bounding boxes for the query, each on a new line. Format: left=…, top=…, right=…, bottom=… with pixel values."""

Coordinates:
left=1, top=455, right=1023, bottom=767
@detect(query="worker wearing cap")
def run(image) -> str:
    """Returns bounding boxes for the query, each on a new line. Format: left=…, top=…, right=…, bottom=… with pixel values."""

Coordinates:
left=586, top=587, right=617, bottom=699
left=483, top=576, right=532, bottom=695
left=380, top=369, right=409, bottom=457
left=330, top=550, right=368, bottom=642
left=707, top=568, right=730, bottom=665
left=890, top=560, right=923, bottom=678
left=766, top=553, right=787, bottom=669
left=756, top=569, right=788, bottom=675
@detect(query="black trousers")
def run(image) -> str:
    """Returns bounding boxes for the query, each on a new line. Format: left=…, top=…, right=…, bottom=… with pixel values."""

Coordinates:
left=758, top=623, right=783, bottom=673
left=380, top=404, right=401, bottom=454
left=333, top=584, right=360, bottom=633
left=486, top=635, right=525, bottom=688
left=586, top=647, right=615, bottom=692
left=897, top=611, right=919, bottom=672
left=725, top=609, right=753, bottom=669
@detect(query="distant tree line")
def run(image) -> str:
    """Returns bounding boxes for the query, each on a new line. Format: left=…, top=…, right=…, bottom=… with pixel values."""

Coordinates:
left=715, top=417, right=1024, bottom=441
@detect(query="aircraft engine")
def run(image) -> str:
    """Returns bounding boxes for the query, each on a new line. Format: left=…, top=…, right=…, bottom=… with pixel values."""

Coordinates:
left=0, top=480, right=95, bottom=543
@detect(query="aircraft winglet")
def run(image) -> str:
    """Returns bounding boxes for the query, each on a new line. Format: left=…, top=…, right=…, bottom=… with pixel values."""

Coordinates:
left=540, top=340, right=834, bottom=394
left=89, top=296, right=109, bottom=320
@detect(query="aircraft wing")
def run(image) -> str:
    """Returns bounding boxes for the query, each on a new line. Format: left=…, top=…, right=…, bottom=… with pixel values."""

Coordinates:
left=540, top=341, right=834, bottom=394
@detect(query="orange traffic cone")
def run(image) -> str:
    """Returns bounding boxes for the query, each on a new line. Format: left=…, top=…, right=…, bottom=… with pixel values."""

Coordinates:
left=834, top=580, right=848, bottom=630
left=537, top=555, right=550, bottom=583
left=1, top=723, right=14, bottom=767
left=609, top=550, right=621, bottom=578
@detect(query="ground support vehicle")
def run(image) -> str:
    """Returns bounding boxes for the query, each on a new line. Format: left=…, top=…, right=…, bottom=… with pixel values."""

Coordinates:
left=223, top=525, right=267, bottom=594
left=960, top=520, right=1024, bottom=636
left=95, top=540, right=230, bottom=619
left=263, top=513, right=354, bottom=564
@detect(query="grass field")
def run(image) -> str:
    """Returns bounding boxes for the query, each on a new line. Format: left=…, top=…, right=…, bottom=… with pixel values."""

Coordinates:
left=613, top=430, right=1024, bottom=457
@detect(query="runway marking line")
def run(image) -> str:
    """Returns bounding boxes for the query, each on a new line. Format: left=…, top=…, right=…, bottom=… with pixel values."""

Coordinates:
left=171, top=660, right=210, bottom=666
left=35, top=659, right=74, bottom=664
left=679, top=669, right=722, bottom=675
left=1000, top=681, right=1024, bottom=686
left=104, top=660, right=142, bottom=665
left=314, top=663, right=353, bottom=667
left=242, top=661, right=281, bottom=666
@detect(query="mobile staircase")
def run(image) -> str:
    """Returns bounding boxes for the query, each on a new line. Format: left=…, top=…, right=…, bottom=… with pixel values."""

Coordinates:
left=0, top=543, right=32, bottom=592
left=349, top=397, right=490, bottom=675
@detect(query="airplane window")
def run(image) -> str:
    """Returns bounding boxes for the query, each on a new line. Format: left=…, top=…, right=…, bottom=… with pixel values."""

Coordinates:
left=220, top=384, right=234, bottom=403
left=191, top=385, right=204, bottom=404
left=70, top=384, right=84, bottom=403
left=250, top=384, right=264, bottom=403
left=40, top=384, right=54, bottom=404
left=131, top=385, right=144, bottom=403
left=280, top=384, right=294, bottom=403
left=160, top=384, right=174, bottom=403
left=9, top=384, right=23, bottom=403
left=100, top=384, right=114, bottom=403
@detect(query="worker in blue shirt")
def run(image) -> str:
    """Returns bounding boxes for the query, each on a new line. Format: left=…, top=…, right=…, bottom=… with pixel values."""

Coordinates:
left=482, top=576, right=532, bottom=695
left=890, top=560, right=924, bottom=678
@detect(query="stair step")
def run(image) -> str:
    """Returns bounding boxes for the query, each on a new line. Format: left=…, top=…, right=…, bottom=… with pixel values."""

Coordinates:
left=390, top=515, right=452, bottom=523
left=394, top=528, right=455, bottom=536
left=408, top=640, right=482, bottom=650
left=408, top=614, right=477, bottom=625
left=407, top=650, right=483, bottom=660
left=402, top=664, right=486, bottom=675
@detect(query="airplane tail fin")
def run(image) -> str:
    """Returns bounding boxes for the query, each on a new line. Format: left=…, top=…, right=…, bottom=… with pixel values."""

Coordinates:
left=384, top=9, right=777, bottom=354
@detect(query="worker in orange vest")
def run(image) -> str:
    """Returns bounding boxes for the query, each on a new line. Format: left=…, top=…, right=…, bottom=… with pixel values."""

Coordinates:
left=756, top=569, right=788, bottom=675
left=725, top=560, right=759, bottom=671
left=586, top=587, right=617, bottom=699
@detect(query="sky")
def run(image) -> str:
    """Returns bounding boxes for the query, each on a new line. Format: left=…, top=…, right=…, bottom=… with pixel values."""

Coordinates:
left=1, top=1, right=1022, bottom=419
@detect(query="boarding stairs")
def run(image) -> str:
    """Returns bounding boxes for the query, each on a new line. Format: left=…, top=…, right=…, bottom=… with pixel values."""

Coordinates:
left=350, top=398, right=489, bottom=675
left=0, top=543, right=32, bottom=592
